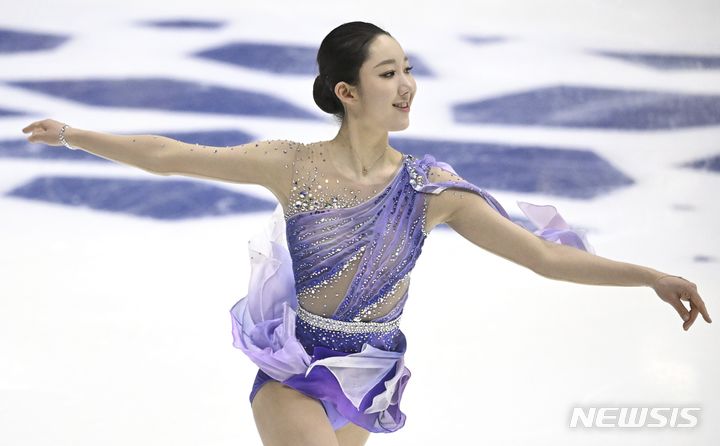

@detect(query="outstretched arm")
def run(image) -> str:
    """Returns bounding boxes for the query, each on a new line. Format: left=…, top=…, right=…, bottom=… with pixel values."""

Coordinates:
left=23, top=119, right=167, bottom=174
left=442, top=189, right=712, bottom=331
left=22, top=119, right=298, bottom=201
left=536, top=238, right=711, bottom=330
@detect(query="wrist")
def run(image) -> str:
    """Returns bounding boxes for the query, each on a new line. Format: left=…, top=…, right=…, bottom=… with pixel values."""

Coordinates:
left=645, top=269, right=670, bottom=288
left=650, top=273, right=685, bottom=289
left=60, top=126, right=81, bottom=150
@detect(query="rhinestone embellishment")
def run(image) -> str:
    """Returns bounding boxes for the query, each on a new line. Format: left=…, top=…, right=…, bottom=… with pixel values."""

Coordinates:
left=284, top=151, right=411, bottom=221
left=406, top=154, right=427, bottom=191
left=296, top=304, right=401, bottom=333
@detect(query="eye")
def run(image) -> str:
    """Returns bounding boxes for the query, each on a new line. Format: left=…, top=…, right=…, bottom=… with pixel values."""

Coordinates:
left=381, top=66, right=414, bottom=78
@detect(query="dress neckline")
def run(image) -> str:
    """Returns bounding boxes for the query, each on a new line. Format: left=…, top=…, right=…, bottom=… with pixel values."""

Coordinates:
left=285, top=153, right=408, bottom=222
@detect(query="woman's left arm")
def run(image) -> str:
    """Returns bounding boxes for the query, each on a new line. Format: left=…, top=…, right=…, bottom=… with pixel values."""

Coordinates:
left=442, top=189, right=712, bottom=331
left=538, top=240, right=712, bottom=330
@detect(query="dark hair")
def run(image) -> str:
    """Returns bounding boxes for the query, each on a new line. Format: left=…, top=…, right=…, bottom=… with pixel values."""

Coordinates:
left=312, top=21, right=392, bottom=125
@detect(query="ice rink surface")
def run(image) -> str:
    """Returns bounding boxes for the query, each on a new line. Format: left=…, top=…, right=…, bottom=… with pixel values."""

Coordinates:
left=1, top=0, right=719, bottom=444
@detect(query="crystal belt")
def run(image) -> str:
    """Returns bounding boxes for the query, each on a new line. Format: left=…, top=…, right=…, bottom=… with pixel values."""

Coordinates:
left=295, top=304, right=401, bottom=334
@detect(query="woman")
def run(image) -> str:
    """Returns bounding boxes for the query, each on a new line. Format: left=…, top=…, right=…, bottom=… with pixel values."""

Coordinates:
left=22, top=21, right=711, bottom=446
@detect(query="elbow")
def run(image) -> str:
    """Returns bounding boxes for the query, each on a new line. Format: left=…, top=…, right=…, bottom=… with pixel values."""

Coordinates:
left=531, top=241, right=557, bottom=278
left=532, top=255, right=551, bottom=278
left=147, top=149, right=172, bottom=175
left=145, top=137, right=178, bottom=175
left=140, top=159, right=169, bottom=175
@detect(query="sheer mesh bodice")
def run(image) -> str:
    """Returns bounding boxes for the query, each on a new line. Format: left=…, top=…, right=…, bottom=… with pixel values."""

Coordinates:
left=281, top=142, right=424, bottom=323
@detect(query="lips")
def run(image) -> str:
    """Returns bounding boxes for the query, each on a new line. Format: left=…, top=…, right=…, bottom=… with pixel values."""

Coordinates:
left=393, top=102, right=410, bottom=111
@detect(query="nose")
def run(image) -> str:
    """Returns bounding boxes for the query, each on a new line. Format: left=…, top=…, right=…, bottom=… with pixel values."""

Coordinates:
left=399, top=74, right=413, bottom=97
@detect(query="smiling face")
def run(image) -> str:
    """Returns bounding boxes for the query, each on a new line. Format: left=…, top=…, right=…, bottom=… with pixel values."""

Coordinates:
left=336, top=34, right=417, bottom=131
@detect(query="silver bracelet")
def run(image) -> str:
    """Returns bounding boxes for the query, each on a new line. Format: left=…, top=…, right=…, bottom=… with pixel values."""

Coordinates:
left=59, top=124, right=77, bottom=150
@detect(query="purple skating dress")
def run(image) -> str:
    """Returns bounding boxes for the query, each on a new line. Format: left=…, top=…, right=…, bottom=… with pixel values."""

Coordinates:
left=229, top=144, right=594, bottom=433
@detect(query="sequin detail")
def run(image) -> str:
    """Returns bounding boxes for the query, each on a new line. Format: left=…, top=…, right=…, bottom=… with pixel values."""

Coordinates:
left=296, top=248, right=365, bottom=315
left=282, top=145, right=426, bottom=324
left=296, top=304, right=401, bottom=333
left=355, top=273, right=410, bottom=321
left=405, top=155, right=426, bottom=190
left=284, top=147, right=410, bottom=222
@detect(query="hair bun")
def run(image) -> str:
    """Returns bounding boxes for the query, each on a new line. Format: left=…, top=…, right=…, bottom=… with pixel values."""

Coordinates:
left=313, top=74, right=342, bottom=115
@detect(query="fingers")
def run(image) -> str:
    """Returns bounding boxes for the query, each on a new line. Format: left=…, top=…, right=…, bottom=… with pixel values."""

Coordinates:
left=683, top=305, right=699, bottom=331
left=690, top=289, right=712, bottom=323
left=22, top=121, right=46, bottom=143
left=22, top=119, right=47, bottom=134
left=669, top=299, right=691, bottom=323
left=683, top=290, right=713, bottom=331
left=26, top=128, right=43, bottom=143
left=669, top=280, right=712, bottom=331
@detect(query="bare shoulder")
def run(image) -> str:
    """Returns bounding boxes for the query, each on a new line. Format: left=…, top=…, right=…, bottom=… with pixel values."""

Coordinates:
left=423, top=164, right=473, bottom=233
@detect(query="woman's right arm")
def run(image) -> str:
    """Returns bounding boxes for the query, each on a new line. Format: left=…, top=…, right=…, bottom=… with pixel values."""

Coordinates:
left=64, top=127, right=170, bottom=174
left=22, top=119, right=299, bottom=199
left=23, top=119, right=168, bottom=174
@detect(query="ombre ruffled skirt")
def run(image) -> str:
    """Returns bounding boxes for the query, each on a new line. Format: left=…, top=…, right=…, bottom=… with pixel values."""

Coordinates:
left=229, top=204, right=412, bottom=433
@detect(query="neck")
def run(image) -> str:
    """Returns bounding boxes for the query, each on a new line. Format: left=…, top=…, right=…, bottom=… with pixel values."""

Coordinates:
left=329, top=118, right=393, bottom=180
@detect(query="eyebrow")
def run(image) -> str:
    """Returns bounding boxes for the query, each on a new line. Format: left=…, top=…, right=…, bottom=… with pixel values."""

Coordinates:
left=373, top=56, right=409, bottom=69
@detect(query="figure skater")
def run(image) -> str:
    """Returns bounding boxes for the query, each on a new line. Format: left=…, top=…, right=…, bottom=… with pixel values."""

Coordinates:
left=22, top=20, right=711, bottom=446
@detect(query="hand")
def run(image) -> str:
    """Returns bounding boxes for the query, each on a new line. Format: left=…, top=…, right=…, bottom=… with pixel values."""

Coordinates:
left=22, top=119, right=68, bottom=146
left=653, top=275, right=712, bottom=331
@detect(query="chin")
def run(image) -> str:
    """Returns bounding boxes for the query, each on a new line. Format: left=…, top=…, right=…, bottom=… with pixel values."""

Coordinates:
left=387, top=119, right=410, bottom=132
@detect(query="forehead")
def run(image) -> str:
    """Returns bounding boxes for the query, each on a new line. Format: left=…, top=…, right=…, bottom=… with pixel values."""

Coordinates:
left=366, top=35, right=407, bottom=66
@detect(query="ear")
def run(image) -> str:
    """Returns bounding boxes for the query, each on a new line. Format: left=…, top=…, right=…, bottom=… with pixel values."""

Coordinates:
left=334, top=81, right=358, bottom=108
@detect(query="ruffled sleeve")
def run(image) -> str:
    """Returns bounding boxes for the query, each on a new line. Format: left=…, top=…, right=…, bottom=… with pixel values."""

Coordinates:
left=407, top=154, right=595, bottom=254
